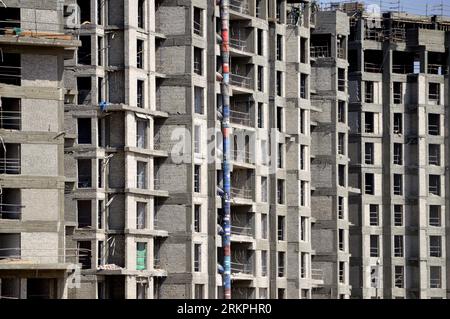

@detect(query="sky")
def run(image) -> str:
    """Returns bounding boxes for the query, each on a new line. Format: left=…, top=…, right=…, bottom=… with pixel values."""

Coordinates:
left=318, top=0, right=450, bottom=17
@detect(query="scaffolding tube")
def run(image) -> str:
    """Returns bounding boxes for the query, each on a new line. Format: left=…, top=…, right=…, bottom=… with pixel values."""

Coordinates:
left=218, top=0, right=232, bottom=299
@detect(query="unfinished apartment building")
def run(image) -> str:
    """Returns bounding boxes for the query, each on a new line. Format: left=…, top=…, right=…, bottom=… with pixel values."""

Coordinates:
left=309, top=10, right=352, bottom=299
left=346, top=9, right=450, bottom=299
left=0, top=1, right=79, bottom=299
left=61, top=0, right=322, bottom=299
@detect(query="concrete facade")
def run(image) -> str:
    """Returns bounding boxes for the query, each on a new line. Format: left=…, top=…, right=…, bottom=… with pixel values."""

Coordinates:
left=0, top=0, right=79, bottom=299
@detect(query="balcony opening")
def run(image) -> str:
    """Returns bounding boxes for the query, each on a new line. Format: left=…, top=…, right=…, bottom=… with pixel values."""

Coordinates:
left=393, top=51, right=417, bottom=74
left=300, top=37, right=308, bottom=63
left=261, top=214, right=268, bottom=239
left=257, top=29, right=263, bottom=55
left=300, top=217, right=307, bottom=241
left=365, top=143, right=374, bottom=165
left=394, top=266, right=404, bottom=288
left=259, top=176, right=268, bottom=203
left=77, top=0, right=91, bottom=24
left=257, top=103, right=264, bottom=128
left=0, top=97, right=21, bottom=130
left=339, top=262, right=345, bottom=283
left=97, top=77, right=103, bottom=104
left=337, top=36, right=346, bottom=59
left=194, top=47, right=203, bottom=75
left=393, top=174, right=403, bottom=196
left=276, top=71, right=282, bottom=96
left=276, top=34, right=283, bottom=61
left=338, top=165, right=345, bottom=187
left=300, top=145, right=306, bottom=170
left=338, top=133, right=345, bottom=155
left=194, top=244, right=201, bottom=272
left=338, top=196, right=344, bottom=220
left=194, top=86, right=204, bottom=114
left=137, top=80, right=144, bottom=108
left=430, top=266, right=441, bottom=289
left=230, top=58, right=251, bottom=89
left=428, top=82, right=440, bottom=104
left=137, top=39, right=144, bottom=69
left=193, top=7, right=203, bottom=36
left=78, top=36, right=92, bottom=65
left=338, top=229, right=344, bottom=251
left=0, top=8, right=20, bottom=33
left=429, top=206, right=441, bottom=227
left=370, top=235, right=379, bottom=257
left=393, top=113, right=402, bottom=134
left=78, top=241, right=92, bottom=269
left=77, top=200, right=92, bottom=228
left=429, top=175, right=441, bottom=196
left=98, top=39, right=104, bottom=66
left=136, top=202, right=147, bottom=230
left=300, top=73, right=307, bottom=99
left=338, top=68, right=346, bottom=92
left=257, top=66, right=264, bottom=92
left=136, top=242, right=147, bottom=270
left=0, top=278, right=20, bottom=299
left=428, top=113, right=440, bottom=136
left=138, top=0, right=145, bottom=28
left=77, top=118, right=92, bottom=144
left=194, top=165, right=201, bottom=193
left=194, top=125, right=201, bottom=155
left=300, top=252, right=307, bottom=278
left=230, top=99, right=252, bottom=127
left=369, top=205, right=379, bottom=226
left=348, top=49, right=358, bottom=72
left=0, top=143, right=20, bottom=175
left=300, top=181, right=306, bottom=206
left=364, top=112, right=374, bottom=133
left=365, top=173, right=374, bottom=195
left=136, top=118, right=147, bottom=148
left=364, top=50, right=383, bottom=73
left=0, top=233, right=20, bottom=260
left=261, top=250, right=267, bottom=276
left=277, top=216, right=285, bottom=241
left=77, top=159, right=92, bottom=188
left=77, top=77, right=92, bottom=105
left=277, top=179, right=285, bottom=204
left=278, top=252, right=285, bottom=277
left=136, top=161, right=147, bottom=189
left=0, top=53, right=21, bottom=86
left=393, top=143, right=403, bottom=165
left=427, top=52, right=447, bottom=75
left=429, top=236, right=441, bottom=257
left=428, top=144, right=440, bottom=166
left=310, top=34, right=330, bottom=58
left=393, top=82, right=403, bottom=104
left=338, top=101, right=346, bottom=123
left=194, top=205, right=201, bottom=232
left=365, top=81, right=374, bottom=103
left=277, top=143, right=284, bottom=168
left=394, top=235, right=404, bottom=257
left=230, top=24, right=248, bottom=52
left=0, top=189, right=21, bottom=220
left=394, top=205, right=403, bottom=226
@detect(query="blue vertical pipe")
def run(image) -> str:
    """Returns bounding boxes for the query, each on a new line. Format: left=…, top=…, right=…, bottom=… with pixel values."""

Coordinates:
left=218, top=0, right=231, bottom=299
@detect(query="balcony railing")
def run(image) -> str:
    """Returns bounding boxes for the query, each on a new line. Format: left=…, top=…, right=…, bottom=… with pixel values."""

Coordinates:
left=393, top=93, right=402, bottom=104
left=229, top=0, right=250, bottom=15
left=230, top=108, right=252, bottom=127
left=230, top=37, right=247, bottom=52
left=310, top=46, right=330, bottom=58
left=428, top=64, right=446, bottom=75
left=0, top=110, right=21, bottom=130
left=0, top=65, right=21, bottom=86
left=0, top=203, right=21, bottom=220
left=231, top=261, right=253, bottom=275
left=338, top=79, right=347, bottom=92
left=370, top=247, right=379, bottom=257
left=231, top=225, right=253, bottom=237
left=230, top=73, right=252, bottom=89
left=392, top=64, right=413, bottom=74
left=231, top=149, right=251, bottom=164
left=193, top=21, right=202, bottom=36
left=337, top=47, right=345, bottom=59
left=430, top=278, right=441, bottom=288
left=364, top=62, right=382, bottom=73
left=428, top=93, right=440, bottom=102
left=430, top=246, right=441, bottom=257
left=428, top=124, right=440, bottom=136
left=230, top=187, right=252, bottom=200
left=0, top=158, right=20, bottom=174
left=78, top=90, right=92, bottom=105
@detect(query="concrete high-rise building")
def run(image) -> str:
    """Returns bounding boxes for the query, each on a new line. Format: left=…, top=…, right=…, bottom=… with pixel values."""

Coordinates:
left=345, top=9, right=450, bottom=299
left=1, top=0, right=450, bottom=300
left=310, top=10, right=352, bottom=299
left=0, top=1, right=79, bottom=299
